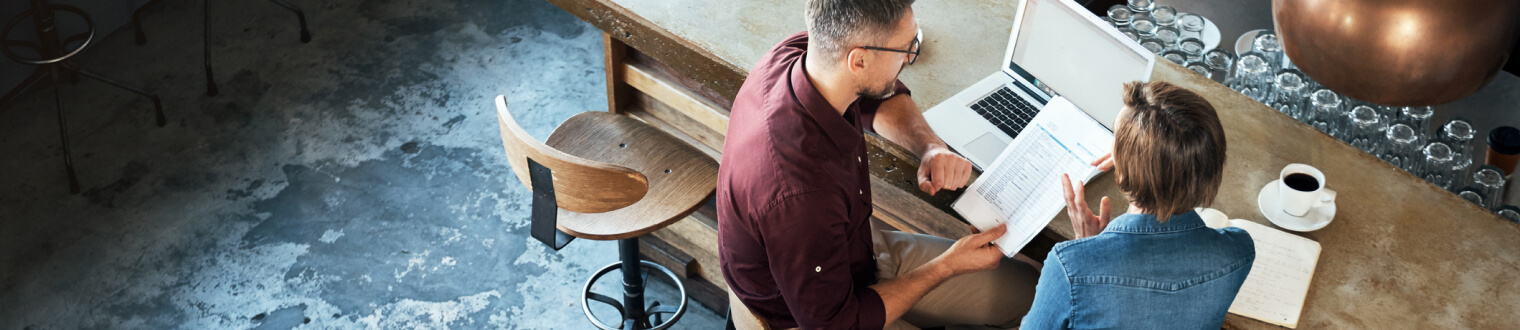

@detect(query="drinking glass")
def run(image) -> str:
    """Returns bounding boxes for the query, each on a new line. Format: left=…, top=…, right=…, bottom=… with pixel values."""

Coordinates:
left=1474, top=165, right=1506, bottom=210
left=1176, top=13, right=1205, bottom=40
left=1231, top=54, right=1272, bottom=102
left=1203, top=49, right=1234, bottom=82
left=1183, top=61, right=1212, bottom=79
left=1178, top=37, right=1205, bottom=62
left=1127, top=0, right=1155, bottom=14
left=1139, top=37, right=1166, bottom=54
left=1151, top=6, right=1178, bottom=26
left=1457, top=187, right=1485, bottom=207
left=1160, top=50, right=1187, bottom=64
left=1347, top=105, right=1385, bottom=154
left=1498, top=205, right=1520, bottom=224
left=1376, top=105, right=1400, bottom=125
left=1155, top=26, right=1181, bottom=50
left=1271, top=69, right=1309, bottom=121
left=1309, top=88, right=1345, bottom=137
left=1441, top=118, right=1476, bottom=190
left=1384, top=123, right=1420, bottom=170
left=1400, top=106, right=1434, bottom=137
left=1421, top=142, right=1456, bottom=190
left=1132, top=17, right=1158, bottom=38
left=1108, top=5, right=1134, bottom=28
left=1118, top=27, right=1139, bottom=42
left=1252, top=32, right=1284, bottom=69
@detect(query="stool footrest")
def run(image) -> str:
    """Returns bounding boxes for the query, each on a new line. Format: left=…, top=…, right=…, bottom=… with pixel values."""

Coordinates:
left=582, top=259, right=688, bottom=330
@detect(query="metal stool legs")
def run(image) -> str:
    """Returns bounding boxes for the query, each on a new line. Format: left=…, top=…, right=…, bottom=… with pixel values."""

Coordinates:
left=13, top=67, right=167, bottom=194
left=131, top=0, right=312, bottom=96
left=52, top=86, right=79, bottom=194
left=2, top=1, right=167, bottom=194
left=581, top=237, right=689, bottom=330
left=75, top=68, right=167, bottom=127
left=264, top=0, right=312, bottom=43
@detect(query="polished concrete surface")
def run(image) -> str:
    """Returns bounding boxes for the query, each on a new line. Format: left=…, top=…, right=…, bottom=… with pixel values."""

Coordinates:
left=0, top=0, right=722, bottom=328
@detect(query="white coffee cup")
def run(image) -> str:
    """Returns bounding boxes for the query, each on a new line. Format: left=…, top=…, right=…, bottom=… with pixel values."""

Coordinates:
left=1279, top=164, right=1336, bottom=217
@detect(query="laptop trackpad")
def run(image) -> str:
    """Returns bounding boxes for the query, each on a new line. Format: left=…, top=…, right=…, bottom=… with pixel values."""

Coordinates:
left=965, top=132, right=1010, bottom=165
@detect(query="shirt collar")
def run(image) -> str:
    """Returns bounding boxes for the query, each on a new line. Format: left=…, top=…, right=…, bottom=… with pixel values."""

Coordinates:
left=1104, top=210, right=1207, bottom=234
left=788, top=55, right=864, bottom=153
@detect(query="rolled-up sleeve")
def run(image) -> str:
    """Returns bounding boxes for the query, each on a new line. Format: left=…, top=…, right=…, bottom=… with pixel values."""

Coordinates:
left=858, top=80, right=912, bottom=134
left=762, top=191, right=884, bottom=330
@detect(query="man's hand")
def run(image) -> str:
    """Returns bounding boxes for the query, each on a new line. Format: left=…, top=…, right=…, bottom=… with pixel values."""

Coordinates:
left=931, top=224, right=1008, bottom=276
left=1090, top=153, right=1113, bottom=172
left=1061, top=173, right=1112, bottom=239
left=918, top=146, right=972, bottom=195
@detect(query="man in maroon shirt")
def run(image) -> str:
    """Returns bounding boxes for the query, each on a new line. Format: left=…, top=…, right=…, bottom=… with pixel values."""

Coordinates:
left=717, top=1, right=1040, bottom=329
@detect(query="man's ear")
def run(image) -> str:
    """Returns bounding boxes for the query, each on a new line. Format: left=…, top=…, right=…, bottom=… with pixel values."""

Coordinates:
left=845, top=47, right=869, bottom=76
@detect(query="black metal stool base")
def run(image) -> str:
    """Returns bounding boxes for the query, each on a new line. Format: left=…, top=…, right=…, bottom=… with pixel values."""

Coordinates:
left=131, top=0, right=311, bottom=96
left=3, top=0, right=168, bottom=194
left=581, top=238, right=688, bottom=330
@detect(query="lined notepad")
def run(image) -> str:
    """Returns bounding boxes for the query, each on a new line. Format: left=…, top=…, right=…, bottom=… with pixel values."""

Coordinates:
left=1212, top=218, right=1321, bottom=329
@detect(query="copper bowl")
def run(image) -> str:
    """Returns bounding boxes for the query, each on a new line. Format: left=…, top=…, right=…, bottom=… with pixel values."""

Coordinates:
left=1274, top=0, right=1520, bottom=106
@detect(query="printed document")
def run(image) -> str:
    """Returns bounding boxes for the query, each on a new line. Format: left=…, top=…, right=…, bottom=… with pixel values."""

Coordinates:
left=953, top=97, right=1113, bottom=257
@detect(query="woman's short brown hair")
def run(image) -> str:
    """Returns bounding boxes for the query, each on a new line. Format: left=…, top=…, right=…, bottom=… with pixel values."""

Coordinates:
left=1113, top=81, right=1227, bottom=222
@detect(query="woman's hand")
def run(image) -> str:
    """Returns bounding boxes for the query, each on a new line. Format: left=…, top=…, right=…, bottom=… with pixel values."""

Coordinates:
left=1061, top=173, right=1112, bottom=239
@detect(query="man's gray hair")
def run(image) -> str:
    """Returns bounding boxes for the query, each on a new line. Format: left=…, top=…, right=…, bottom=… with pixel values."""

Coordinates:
left=806, top=0, right=916, bottom=67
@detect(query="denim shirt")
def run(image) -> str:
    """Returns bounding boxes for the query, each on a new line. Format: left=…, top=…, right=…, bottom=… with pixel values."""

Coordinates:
left=1021, top=211, right=1255, bottom=329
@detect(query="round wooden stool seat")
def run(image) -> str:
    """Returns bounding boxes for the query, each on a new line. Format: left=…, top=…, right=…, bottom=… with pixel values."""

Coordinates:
left=544, top=111, right=718, bottom=240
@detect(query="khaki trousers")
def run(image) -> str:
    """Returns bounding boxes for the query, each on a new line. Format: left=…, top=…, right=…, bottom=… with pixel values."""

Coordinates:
left=873, top=226, right=1041, bottom=330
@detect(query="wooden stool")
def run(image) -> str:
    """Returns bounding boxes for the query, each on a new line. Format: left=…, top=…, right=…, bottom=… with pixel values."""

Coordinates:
left=495, top=96, right=718, bottom=330
left=725, top=288, right=773, bottom=330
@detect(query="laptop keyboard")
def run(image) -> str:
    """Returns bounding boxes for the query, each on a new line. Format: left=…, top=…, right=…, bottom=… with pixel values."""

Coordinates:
left=970, top=87, right=1039, bottom=138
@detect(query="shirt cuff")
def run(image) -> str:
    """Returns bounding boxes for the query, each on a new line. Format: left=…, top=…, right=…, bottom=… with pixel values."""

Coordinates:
left=857, top=286, right=887, bottom=330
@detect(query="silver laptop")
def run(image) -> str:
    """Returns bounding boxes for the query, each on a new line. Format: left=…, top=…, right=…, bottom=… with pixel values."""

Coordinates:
left=924, top=0, right=1155, bottom=169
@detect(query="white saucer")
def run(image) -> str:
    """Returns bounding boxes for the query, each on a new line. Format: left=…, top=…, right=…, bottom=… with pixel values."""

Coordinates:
left=1200, top=16, right=1222, bottom=50
left=1235, top=28, right=1270, bottom=56
left=1175, top=12, right=1222, bottom=50
left=1257, top=180, right=1335, bottom=232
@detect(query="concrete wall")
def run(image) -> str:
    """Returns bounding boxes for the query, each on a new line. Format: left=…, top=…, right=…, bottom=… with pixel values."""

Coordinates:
left=1, top=0, right=150, bottom=97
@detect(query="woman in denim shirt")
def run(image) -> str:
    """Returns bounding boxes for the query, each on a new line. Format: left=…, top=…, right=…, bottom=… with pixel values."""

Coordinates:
left=1021, top=81, right=1255, bottom=329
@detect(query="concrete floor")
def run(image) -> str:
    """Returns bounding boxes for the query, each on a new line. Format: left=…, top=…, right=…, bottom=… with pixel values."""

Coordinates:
left=0, top=0, right=722, bottom=328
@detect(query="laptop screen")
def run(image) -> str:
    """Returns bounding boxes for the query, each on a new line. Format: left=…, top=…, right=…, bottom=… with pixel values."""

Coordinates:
left=1005, top=0, right=1154, bottom=129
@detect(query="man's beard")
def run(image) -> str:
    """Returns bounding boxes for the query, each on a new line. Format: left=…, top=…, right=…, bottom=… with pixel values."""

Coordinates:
left=858, top=79, right=898, bottom=100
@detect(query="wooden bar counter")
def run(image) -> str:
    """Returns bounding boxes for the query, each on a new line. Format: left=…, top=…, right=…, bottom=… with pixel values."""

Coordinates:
left=544, top=0, right=1520, bottom=328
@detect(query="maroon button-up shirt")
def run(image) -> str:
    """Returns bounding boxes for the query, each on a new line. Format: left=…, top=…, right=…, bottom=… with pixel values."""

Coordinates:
left=718, top=32, right=910, bottom=330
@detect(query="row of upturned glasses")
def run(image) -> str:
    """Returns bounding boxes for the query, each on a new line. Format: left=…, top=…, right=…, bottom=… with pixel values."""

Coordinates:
left=1206, top=30, right=1503, bottom=210
left=1110, top=1, right=1514, bottom=217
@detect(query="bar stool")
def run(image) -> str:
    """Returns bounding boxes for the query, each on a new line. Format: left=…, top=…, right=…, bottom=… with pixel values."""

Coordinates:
left=494, top=96, right=717, bottom=330
left=130, top=0, right=311, bottom=96
left=0, top=0, right=167, bottom=194
left=725, top=289, right=773, bottom=330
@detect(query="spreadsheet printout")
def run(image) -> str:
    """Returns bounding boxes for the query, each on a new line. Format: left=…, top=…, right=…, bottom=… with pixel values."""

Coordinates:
left=954, top=97, right=1113, bottom=256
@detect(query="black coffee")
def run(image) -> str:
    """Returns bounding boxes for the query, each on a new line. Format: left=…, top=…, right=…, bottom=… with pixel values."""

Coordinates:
left=1284, top=173, right=1320, bottom=192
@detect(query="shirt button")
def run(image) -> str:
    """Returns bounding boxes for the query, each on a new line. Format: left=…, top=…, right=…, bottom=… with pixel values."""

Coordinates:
left=857, top=156, right=861, bottom=163
left=815, top=266, right=821, bottom=273
left=859, top=189, right=864, bottom=195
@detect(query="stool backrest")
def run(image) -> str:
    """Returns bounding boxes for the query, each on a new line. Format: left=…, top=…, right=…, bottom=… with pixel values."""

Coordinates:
left=728, top=289, right=773, bottom=330
left=495, top=95, right=648, bottom=213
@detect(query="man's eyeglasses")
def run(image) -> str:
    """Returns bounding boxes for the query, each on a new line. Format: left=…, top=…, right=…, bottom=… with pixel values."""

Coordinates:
left=861, top=28, right=922, bottom=65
